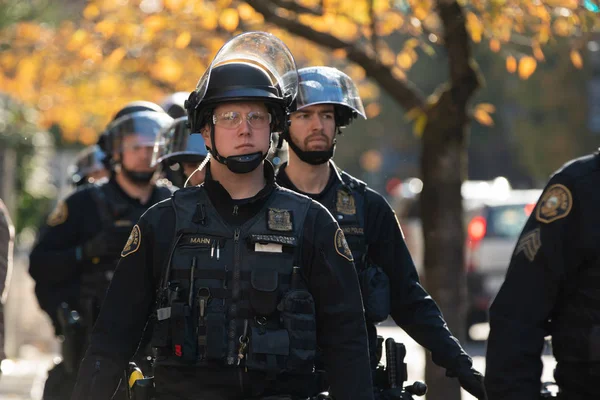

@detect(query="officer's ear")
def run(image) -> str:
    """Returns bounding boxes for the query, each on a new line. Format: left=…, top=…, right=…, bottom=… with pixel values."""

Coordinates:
left=200, top=124, right=211, bottom=146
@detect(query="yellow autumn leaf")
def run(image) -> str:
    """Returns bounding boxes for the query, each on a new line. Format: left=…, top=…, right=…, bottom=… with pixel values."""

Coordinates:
left=175, top=32, right=192, bottom=49
left=475, top=103, right=496, bottom=113
left=83, top=4, right=100, bottom=20
left=164, top=0, right=186, bottom=11
left=152, top=57, right=183, bottom=84
left=474, top=109, right=494, bottom=126
left=414, top=113, right=428, bottom=137
left=489, top=39, right=501, bottom=53
left=553, top=18, right=572, bottom=37
left=404, top=38, right=420, bottom=50
left=332, top=49, right=347, bottom=59
left=219, top=8, right=239, bottom=32
left=238, top=3, right=256, bottom=20
left=396, top=53, right=413, bottom=70
left=518, top=56, right=537, bottom=79
left=570, top=50, right=583, bottom=69
left=105, top=47, right=127, bottom=69
left=404, top=107, right=423, bottom=122
left=466, top=12, right=483, bottom=43
left=392, top=67, right=407, bottom=81
left=533, top=43, right=545, bottom=61
left=365, top=103, right=381, bottom=118
left=66, top=29, right=89, bottom=51
left=506, top=56, right=517, bottom=73
left=95, top=20, right=116, bottom=39
left=144, top=15, right=167, bottom=32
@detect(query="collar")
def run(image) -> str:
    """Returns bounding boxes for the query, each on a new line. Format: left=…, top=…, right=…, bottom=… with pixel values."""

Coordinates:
left=276, top=161, right=341, bottom=201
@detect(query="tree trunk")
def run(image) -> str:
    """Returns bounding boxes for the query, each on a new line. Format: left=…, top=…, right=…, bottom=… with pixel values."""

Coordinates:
left=421, top=87, right=469, bottom=400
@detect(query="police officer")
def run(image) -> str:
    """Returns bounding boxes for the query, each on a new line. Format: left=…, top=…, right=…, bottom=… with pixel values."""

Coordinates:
left=152, top=116, right=208, bottom=187
left=29, top=105, right=174, bottom=399
left=72, top=32, right=373, bottom=400
left=275, top=66, right=487, bottom=399
left=68, top=145, right=109, bottom=187
left=485, top=153, right=600, bottom=399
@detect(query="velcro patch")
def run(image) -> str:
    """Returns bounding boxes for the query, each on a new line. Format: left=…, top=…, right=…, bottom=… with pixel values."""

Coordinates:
left=268, top=208, right=293, bottom=232
left=121, top=224, right=141, bottom=258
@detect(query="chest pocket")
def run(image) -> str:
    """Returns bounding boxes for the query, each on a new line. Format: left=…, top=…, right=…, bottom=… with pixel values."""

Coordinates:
left=243, top=234, right=317, bottom=374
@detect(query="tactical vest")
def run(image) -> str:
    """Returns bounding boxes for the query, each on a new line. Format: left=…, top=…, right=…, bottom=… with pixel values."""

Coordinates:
left=80, top=182, right=171, bottom=303
left=151, top=186, right=318, bottom=375
left=319, top=169, right=390, bottom=325
left=551, top=259, right=600, bottom=364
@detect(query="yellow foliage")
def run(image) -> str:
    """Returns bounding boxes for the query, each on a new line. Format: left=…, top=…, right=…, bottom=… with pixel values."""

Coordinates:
left=379, top=48, right=396, bottom=67
left=164, top=0, right=187, bottom=12
left=533, top=42, right=545, bottom=61
left=392, top=67, right=406, bottom=81
left=152, top=57, right=183, bottom=84
left=466, top=12, right=483, bottom=43
left=238, top=3, right=257, bottom=20
left=489, top=39, right=500, bottom=53
left=413, top=113, right=428, bottom=137
left=144, top=15, right=168, bottom=32
left=506, top=56, right=517, bottom=73
left=83, top=4, right=100, bottom=20
left=396, top=53, right=413, bottom=70
left=219, top=8, right=239, bottom=32
left=570, top=50, right=583, bottom=69
left=365, top=103, right=381, bottom=118
left=66, top=29, right=89, bottom=51
left=473, top=109, right=494, bottom=126
left=553, top=18, right=573, bottom=37
left=175, top=32, right=192, bottom=49
left=105, top=47, right=127, bottom=70
left=518, top=56, right=537, bottom=80
left=332, top=49, right=347, bottom=59
left=95, top=20, right=117, bottom=39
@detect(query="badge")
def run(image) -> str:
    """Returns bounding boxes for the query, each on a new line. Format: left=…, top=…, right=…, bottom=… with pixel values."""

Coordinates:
left=334, top=228, right=354, bottom=262
left=535, top=184, right=572, bottom=223
left=255, top=243, right=283, bottom=253
left=46, top=201, right=68, bottom=227
left=515, top=228, right=541, bottom=262
left=121, top=224, right=141, bottom=258
left=268, top=209, right=293, bottom=232
left=336, top=190, right=356, bottom=215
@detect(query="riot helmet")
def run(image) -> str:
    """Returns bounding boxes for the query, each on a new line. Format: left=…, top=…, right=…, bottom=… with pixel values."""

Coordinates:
left=152, top=116, right=208, bottom=166
left=185, top=31, right=298, bottom=174
left=283, top=66, right=366, bottom=165
left=68, top=145, right=108, bottom=186
left=103, top=110, right=174, bottom=183
left=161, top=92, right=188, bottom=119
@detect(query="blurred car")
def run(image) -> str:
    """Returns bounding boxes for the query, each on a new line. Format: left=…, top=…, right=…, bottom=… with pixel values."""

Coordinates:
left=392, top=178, right=542, bottom=340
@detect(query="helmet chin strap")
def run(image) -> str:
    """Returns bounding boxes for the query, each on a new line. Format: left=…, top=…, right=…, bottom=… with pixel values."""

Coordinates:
left=282, top=130, right=337, bottom=166
left=207, top=123, right=269, bottom=174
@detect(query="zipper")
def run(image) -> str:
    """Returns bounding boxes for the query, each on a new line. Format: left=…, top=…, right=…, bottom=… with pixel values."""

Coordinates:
left=227, top=228, right=241, bottom=366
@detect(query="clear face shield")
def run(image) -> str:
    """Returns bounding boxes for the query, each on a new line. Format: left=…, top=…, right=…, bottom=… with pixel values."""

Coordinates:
left=105, top=111, right=174, bottom=167
left=296, top=66, right=366, bottom=120
left=193, top=31, right=299, bottom=115
left=152, top=117, right=208, bottom=167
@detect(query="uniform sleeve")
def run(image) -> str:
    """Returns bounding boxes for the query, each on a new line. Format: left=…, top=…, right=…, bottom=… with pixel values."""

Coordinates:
left=72, top=213, right=158, bottom=400
left=485, top=175, right=576, bottom=400
left=365, top=191, right=472, bottom=372
left=29, top=193, right=84, bottom=285
left=302, top=205, right=374, bottom=400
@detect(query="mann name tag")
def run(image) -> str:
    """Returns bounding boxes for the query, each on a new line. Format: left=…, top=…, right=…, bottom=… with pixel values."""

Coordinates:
left=255, top=243, right=283, bottom=253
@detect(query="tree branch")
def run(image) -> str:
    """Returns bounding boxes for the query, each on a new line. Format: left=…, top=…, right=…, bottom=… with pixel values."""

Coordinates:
left=436, top=0, right=481, bottom=108
left=246, top=0, right=426, bottom=112
left=270, top=0, right=323, bottom=16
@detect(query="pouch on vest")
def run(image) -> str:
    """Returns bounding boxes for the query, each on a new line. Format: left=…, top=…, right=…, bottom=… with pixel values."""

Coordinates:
left=204, top=302, right=227, bottom=361
left=246, top=326, right=290, bottom=372
left=359, top=264, right=391, bottom=323
left=250, top=268, right=279, bottom=316
left=279, top=290, right=317, bottom=373
left=170, top=302, right=196, bottom=363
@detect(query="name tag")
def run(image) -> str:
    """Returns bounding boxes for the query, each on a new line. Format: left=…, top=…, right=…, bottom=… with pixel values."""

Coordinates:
left=255, top=243, right=283, bottom=253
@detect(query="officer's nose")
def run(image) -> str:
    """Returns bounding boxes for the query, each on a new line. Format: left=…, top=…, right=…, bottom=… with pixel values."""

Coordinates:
left=238, top=117, right=252, bottom=136
left=310, top=114, right=324, bottom=131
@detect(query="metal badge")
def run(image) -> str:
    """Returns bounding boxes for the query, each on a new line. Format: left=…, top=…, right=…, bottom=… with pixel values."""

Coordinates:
left=336, top=190, right=356, bottom=215
left=268, top=208, right=293, bottom=232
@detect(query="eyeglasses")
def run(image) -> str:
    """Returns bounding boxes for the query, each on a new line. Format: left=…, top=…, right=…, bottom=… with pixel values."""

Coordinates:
left=212, top=111, right=272, bottom=129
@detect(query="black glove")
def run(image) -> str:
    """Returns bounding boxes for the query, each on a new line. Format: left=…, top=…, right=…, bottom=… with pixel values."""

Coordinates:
left=450, top=367, right=487, bottom=400
left=79, top=228, right=132, bottom=260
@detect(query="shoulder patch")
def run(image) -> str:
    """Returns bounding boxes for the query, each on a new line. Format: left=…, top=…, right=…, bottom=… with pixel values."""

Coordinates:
left=536, top=184, right=572, bottom=223
left=121, top=224, right=141, bottom=258
left=515, top=228, right=541, bottom=262
left=334, top=228, right=354, bottom=262
left=46, top=201, right=68, bottom=227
